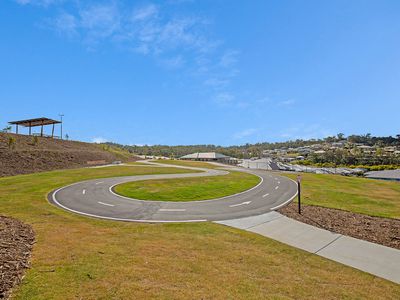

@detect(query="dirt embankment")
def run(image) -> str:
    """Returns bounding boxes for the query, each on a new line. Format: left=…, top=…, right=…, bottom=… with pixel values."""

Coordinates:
left=0, top=216, right=35, bottom=299
left=279, top=202, right=400, bottom=250
left=0, top=133, right=138, bottom=177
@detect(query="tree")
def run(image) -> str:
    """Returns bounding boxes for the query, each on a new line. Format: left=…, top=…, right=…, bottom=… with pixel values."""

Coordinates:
left=337, top=133, right=345, bottom=140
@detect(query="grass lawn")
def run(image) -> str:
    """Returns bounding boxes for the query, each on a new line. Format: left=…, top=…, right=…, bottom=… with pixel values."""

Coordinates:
left=113, top=171, right=260, bottom=201
left=1, top=167, right=399, bottom=299
left=151, top=159, right=222, bottom=169
left=282, top=172, right=400, bottom=219
left=125, top=161, right=156, bottom=165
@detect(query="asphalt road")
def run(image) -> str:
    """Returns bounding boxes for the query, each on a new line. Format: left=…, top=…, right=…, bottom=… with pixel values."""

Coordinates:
left=48, top=162, right=298, bottom=222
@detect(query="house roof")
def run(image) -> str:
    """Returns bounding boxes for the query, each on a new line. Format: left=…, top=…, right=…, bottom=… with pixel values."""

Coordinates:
left=180, top=152, right=230, bottom=159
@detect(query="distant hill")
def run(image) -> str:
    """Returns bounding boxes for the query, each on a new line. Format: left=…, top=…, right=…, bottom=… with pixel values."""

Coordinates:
left=107, top=134, right=400, bottom=159
left=0, top=133, right=139, bottom=177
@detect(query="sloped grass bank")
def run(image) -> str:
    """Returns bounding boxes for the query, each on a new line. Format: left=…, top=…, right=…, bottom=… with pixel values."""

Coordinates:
left=282, top=172, right=400, bottom=219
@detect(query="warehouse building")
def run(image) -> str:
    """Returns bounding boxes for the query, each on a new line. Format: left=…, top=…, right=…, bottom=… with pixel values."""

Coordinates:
left=180, top=152, right=234, bottom=163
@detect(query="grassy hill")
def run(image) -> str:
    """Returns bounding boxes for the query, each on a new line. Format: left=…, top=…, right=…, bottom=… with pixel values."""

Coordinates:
left=0, top=133, right=138, bottom=177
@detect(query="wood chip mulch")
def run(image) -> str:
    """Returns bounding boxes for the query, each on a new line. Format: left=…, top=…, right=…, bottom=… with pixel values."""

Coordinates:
left=278, top=202, right=400, bottom=250
left=0, top=216, right=35, bottom=299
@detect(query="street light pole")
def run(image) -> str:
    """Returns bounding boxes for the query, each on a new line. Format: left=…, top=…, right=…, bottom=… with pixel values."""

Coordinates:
left=59, top=114, right=64, bottom=140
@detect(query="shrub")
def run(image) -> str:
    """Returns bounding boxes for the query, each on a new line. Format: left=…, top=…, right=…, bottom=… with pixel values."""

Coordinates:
left=7, top=136, right=16, bottom=150
left=32, top=136, right=39, bottom=146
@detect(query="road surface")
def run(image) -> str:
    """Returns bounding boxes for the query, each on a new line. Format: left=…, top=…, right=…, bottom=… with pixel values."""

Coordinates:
left=48, top=162, right=298, bottom=222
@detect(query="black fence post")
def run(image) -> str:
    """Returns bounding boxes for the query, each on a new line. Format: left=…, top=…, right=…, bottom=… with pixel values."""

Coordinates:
left=297, top=175, right=301, bottom=214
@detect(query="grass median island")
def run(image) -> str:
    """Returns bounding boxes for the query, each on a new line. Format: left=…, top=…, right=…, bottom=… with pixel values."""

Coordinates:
left=282, top=172, right=400, bottom=219
left=0, top=166, right=399, bottom=298
left=113, top=171, right=260, bottom=201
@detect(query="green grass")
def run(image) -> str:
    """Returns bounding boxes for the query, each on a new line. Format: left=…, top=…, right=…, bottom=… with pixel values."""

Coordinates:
left=151, top=159, right=222, bottom=169
left=125, top=161, right=154, bottom=165
left=0, top=167, right=399, bottom=299
left=99, top=144, right=137, bottom=161
left=282, top=172, right=400, bottom=219
left=113, top=171, right=260, bottom=201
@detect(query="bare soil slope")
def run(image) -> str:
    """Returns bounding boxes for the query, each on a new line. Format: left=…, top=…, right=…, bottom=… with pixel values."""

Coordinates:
left=0, top=216, right=35, bottom=299
left=0, top=133, right=137, bottom=177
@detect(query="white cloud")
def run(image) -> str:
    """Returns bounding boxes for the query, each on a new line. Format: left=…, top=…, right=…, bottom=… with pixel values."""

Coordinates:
left=48, top=2, right=221, bottom=58
left=132, top=4, right=159, bottom=22
left=233, top=128, right=258, bottom=139
left=50, top=2, right=122, bottom=46
left=219, top=50, right=239, bottom=68
left=15, top=0, right=64, bottom=6
left=159, top=55, right=185, bottom=69
left=279, top=124, right=333, bottom=140
left=214, top=92, right=234, bottom=106
left=15, top=0, right=32, bottom=4
left=80, top=3, right=121, bottom=43
left=204, top=78, right=229, bottom=88
left=92, top=137, right=108, bottom=144
left=236, top=101, right=250, bottom=109
left=18, top=1, right=242, bottom=108
left=53, top=12, right=77, bottom=36
left=278, top=99, right=296, bottom=106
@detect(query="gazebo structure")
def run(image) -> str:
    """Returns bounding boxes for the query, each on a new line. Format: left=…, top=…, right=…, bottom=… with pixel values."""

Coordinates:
left=8, top=117, right=61, bottom=138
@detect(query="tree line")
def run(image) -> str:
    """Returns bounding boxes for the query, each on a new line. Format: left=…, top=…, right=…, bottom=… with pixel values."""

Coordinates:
left=107, top=134, right=400, bottom=160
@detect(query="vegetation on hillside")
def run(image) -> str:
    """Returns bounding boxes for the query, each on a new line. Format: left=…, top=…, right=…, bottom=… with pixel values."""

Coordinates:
left=0, top=133, right=138, bottom=177
left=99, top=144, right=138, bottom=161
left=106, top=133, right=400, bottom=162
left=293, top=161, right=400, bottom=171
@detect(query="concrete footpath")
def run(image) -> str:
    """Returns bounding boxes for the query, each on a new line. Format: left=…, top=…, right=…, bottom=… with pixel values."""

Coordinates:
left=215, top=211, right=400, bottom=284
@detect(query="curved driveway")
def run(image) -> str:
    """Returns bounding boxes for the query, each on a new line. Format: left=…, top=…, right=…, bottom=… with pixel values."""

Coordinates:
left=48, top=162, right=298, bottom=222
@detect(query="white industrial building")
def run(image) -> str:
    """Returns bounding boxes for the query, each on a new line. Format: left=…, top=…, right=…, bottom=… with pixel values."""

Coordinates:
left=180, top=152, right=233, bottom=162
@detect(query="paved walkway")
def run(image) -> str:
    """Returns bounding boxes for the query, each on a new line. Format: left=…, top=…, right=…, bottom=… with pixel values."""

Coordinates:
left=216, top=211, right=400, bottom=284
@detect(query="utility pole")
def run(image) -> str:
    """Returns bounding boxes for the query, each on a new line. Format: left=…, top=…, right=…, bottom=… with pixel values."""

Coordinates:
left=59, top=114, right=64, bottom=140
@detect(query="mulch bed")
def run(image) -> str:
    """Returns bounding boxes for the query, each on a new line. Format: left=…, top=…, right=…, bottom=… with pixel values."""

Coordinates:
left=278, top=202, right=400, bottom=250
left=0, top=216, right=35, bottom=299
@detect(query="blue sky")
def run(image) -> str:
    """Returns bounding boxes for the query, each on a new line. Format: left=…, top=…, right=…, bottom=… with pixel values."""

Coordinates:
left=1, top=0, right=399, bottom=146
